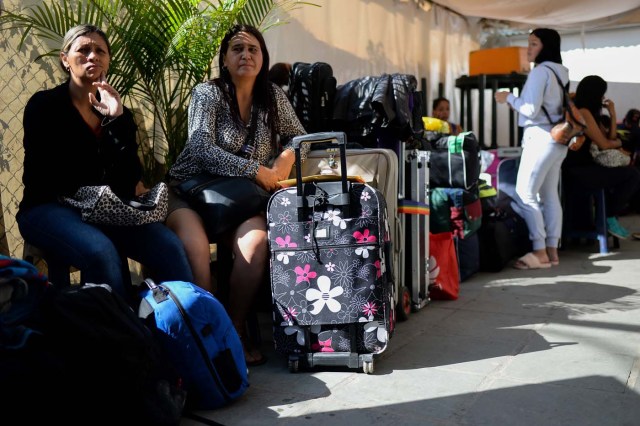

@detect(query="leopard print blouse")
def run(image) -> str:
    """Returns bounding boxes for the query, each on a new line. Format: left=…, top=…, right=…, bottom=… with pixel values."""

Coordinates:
left=169, top=81, right=308, bottom=181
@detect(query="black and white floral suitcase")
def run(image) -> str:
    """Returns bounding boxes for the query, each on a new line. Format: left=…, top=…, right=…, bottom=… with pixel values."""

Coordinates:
left=267, top=132, right=394, bottom=374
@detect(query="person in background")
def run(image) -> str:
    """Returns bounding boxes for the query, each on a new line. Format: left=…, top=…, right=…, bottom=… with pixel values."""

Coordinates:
left=166, top=24, right=307, bottom=366
left=562, top=75, right=640, bottom=239
left=618, top=108, right=640, bottom=132
left=17, top=24, right=194, bottom=300
left=494, top=28, right=568, bottom=269
left=268, top=62, right=292, bottom=91
left=616, top=108, right=640, bottom=163
left=432, top=97, right=462, bottom=135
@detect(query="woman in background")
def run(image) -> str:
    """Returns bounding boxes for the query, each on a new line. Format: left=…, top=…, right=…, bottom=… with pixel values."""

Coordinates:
left=562, top=75, right=640, bottom=239
left=431, top=97, right=462, bottom=135
left=495, top=28, right=568, bottom=269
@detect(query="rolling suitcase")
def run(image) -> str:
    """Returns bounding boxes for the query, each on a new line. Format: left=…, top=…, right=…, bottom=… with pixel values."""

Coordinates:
left=398, top=146, right=430, bottom=315
left=454, top=233, right=480, bottom=282
left=495, top=157, right=533, bottom=258
left=268, top=132, right=394, bottom=374
left=138, top=279, right=249, bottom=410
left=295, top=147, right=403, bottom=321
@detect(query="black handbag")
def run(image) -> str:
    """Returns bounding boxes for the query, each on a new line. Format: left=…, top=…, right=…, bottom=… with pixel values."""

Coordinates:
left=173, top=175, right=269, bottom=239
left=173, top=108, right=270, bottom=239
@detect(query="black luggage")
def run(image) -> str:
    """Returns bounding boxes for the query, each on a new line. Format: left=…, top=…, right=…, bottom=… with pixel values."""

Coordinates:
left=2, top=281, right=185, bottom=425
left=455, top=233, right=480, bottom=281
left=477, top=156, right=531, bottom=271
left=288, top=62, right=337, bottom=133
left=478, top=210, right=529, bottom=272
left=429, top=131, right=481, bottom=190
left=267, top=132, right=394, bottom=374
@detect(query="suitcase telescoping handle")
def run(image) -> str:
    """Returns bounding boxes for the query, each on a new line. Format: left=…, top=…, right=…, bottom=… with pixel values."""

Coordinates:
left=292, top=132, right=349, bottom=207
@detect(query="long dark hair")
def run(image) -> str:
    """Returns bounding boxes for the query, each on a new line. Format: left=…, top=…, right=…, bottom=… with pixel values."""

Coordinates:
left=573, top=75, right=607, bottom=124
left=624, top=108, right=640, bottom=126
left=214, top=24, right=279, bottom=147
left=531, top=28, right=562, bottom=65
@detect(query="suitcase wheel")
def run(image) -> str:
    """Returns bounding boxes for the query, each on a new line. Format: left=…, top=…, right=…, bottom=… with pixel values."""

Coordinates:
left=288, top=358, right=300, bottom=373
left=396, top=286, right=411, bottom=322
left=363, top=360, right=374, bottom=374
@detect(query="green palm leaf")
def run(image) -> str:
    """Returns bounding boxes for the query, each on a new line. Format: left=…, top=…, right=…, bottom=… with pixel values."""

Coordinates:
left=1, top=0, right=317, bottom=182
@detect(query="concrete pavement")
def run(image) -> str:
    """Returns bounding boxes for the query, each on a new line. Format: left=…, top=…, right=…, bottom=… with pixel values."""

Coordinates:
left=186, top=213, right=640, bottom=426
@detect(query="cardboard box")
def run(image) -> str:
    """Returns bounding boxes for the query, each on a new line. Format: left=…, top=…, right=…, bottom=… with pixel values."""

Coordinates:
left=469, top=47, right=530, bottom=76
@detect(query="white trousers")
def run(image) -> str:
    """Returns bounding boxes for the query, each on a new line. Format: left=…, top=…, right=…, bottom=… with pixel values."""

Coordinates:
left=514, top=126, right=568, bottom=251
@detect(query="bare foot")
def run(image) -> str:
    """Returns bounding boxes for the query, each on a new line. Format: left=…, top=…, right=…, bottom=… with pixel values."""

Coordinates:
left=238, top=333, right=267, bottom=367
left=532, top=249, right=550, bottom=265
left=546, top=247, right=559, bottom=265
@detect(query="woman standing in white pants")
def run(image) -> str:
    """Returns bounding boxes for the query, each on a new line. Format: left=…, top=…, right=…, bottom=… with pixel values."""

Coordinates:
left=495, top=28, right=568, bottom=269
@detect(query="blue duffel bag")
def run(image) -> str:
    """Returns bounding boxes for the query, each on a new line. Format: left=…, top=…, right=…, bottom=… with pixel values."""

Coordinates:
left=139, top=279, right=249, bottom=410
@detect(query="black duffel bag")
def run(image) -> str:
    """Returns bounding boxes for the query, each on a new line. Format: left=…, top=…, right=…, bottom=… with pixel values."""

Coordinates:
left=429, top=131, right=480, bottom=190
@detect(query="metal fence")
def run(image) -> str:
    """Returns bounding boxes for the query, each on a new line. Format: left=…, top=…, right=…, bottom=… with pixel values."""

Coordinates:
left=0, top=21, right=59, bottom=260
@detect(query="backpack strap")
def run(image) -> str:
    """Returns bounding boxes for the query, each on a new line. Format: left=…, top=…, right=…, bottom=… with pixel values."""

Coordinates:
left=540, top=65, right=567, bottom=125
left=541, top=65, right=585, bottom=130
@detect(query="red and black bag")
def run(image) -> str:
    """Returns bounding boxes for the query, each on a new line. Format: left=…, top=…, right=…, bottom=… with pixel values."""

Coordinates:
left=428, top=232, right=460, bottom=300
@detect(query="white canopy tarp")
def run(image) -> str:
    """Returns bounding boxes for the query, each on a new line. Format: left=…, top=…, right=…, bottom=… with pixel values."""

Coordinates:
left=265, top=0, right=476, bottom=95
left=432, top=0, right=640, bottom=29
left=265, top=0, right=640, bottom=146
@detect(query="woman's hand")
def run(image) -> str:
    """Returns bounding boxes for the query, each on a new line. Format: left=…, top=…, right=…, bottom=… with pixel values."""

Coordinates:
left=255, top=150, right=295, bottom=192
left=90, top=72, right=123, bottom=118
left=603, top=98, right=616, bottom=114
left=135, top=181, right=149, bottom=196
left=271, top=149, right=296, bottom=181
left=255, top=165, right=281, bottom=193
left=495, top=91, right=510, bottom=104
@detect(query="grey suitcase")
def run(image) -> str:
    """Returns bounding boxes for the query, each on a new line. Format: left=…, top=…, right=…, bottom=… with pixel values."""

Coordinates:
left=399, top=145, right=430, bottom=315
left=296, top=147, right=402, bottom=321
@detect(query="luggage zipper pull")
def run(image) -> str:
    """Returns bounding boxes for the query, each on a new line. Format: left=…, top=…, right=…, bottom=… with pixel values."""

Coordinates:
left=144, top=278, right=169, bottom=303
left=328, top=152, right=336, bottom=169
left=144, top=278, right=158, bottom=290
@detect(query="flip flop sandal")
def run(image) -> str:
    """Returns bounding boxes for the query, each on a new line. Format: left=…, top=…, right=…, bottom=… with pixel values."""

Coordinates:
left=513, top=252, right=552, bottom=270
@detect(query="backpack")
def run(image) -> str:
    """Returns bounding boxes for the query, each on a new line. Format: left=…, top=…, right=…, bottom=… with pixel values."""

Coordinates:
left=139, top=279, right=249, bottom=410
left=0, top=255, right=50, bottom=349
left=1, top=280, right=186, bottom=425
left=288, top=62, right=337, bottom=133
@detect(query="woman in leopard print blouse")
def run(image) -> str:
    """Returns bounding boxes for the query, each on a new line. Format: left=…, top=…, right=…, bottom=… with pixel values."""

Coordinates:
left=167, top=24, right=307, bottom=366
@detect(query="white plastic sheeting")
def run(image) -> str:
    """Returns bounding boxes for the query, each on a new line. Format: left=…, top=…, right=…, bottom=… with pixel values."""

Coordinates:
left=263, top=0, right=640, bottom=146
left=264, top=0, right=478, bottom=111
left=432, top=0, right=640, bottom=29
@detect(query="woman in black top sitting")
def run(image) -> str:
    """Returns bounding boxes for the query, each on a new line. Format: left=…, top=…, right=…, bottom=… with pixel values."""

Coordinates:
left=562, top=75, right=640, bottom=239
left=17, top=24, right=193, bottom=298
